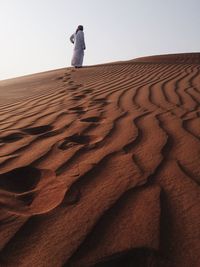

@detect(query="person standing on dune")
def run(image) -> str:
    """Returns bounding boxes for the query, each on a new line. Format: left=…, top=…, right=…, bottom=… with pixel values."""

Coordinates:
left=70, top=25, right=86, bottom=68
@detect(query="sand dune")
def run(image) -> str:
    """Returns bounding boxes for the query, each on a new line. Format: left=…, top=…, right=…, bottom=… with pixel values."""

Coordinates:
left=0, top=53, right=200, bottom=266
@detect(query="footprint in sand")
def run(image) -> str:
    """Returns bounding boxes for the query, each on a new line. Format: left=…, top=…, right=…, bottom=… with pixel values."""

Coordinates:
left=0, top=166, right=67, bottom=215
left=0, top=166, right=40, bottom=193
left=21, top=125, right=53, bottom=135
left=62, top=78, right=71, bottom=83
left=61, top=186, right=81, bottom=206
left=68, top=106, right=86, bottom=114
left=68, top=81, right=74, bottom=85
left=0, top=132, right=25, bottom=143
left=72, top=94, right=86, bottom=100
left=82, top=89, right=93, bottom=94
left=58, top=133, right=92, bottom=150
left=80, top=116, right=101, bottom=123
left=89, top=98, right=110, bottom=107
left=55, top=76, right=64, bottom=81
left=93, top=98, right=107, bottom=103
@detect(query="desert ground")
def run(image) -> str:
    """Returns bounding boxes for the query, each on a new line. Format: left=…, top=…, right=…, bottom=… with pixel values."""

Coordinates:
left=0, top=53, right=200, bottom=266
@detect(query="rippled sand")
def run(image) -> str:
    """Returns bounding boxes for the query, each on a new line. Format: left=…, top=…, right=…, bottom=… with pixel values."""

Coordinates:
left=0, top=53, right=200, bottom=267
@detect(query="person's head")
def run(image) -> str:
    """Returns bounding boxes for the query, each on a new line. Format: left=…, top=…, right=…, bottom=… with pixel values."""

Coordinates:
left=76, top=25, right=84, bottom=33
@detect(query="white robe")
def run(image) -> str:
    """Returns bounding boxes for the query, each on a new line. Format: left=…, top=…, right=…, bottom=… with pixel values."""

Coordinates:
left=70, top=31, right=86, bottom=67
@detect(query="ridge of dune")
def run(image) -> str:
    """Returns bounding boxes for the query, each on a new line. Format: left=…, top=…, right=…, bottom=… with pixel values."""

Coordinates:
left=0, top=53, right=200, bottom=267
left=132, top=52, right=200, bottom=64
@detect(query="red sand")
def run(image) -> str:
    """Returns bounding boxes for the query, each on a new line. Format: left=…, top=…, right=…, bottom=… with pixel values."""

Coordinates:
left=0, top=53, right=200, bottom=267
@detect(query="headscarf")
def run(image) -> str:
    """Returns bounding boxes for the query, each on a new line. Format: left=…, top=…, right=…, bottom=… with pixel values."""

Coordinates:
left=76, top=25, right=84, bottom=34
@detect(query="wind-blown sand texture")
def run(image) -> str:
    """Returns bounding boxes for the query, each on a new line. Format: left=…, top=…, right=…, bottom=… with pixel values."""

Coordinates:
left=0, top=53, right=200, bottom=267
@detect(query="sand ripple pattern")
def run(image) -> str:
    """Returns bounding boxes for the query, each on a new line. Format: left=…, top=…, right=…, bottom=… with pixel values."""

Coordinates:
left=0, top=53, right=200, bottom=266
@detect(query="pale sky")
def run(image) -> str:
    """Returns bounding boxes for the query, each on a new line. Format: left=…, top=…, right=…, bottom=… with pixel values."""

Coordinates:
left=0, top=0, right=199, bottom=80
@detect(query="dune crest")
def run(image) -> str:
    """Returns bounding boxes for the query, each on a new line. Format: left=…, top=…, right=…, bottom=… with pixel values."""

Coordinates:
left=0, top=53, right=200, bottom=266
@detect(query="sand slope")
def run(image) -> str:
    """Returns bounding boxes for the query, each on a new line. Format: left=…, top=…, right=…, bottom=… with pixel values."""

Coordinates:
left=0, top=53, right=200, bottom=267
